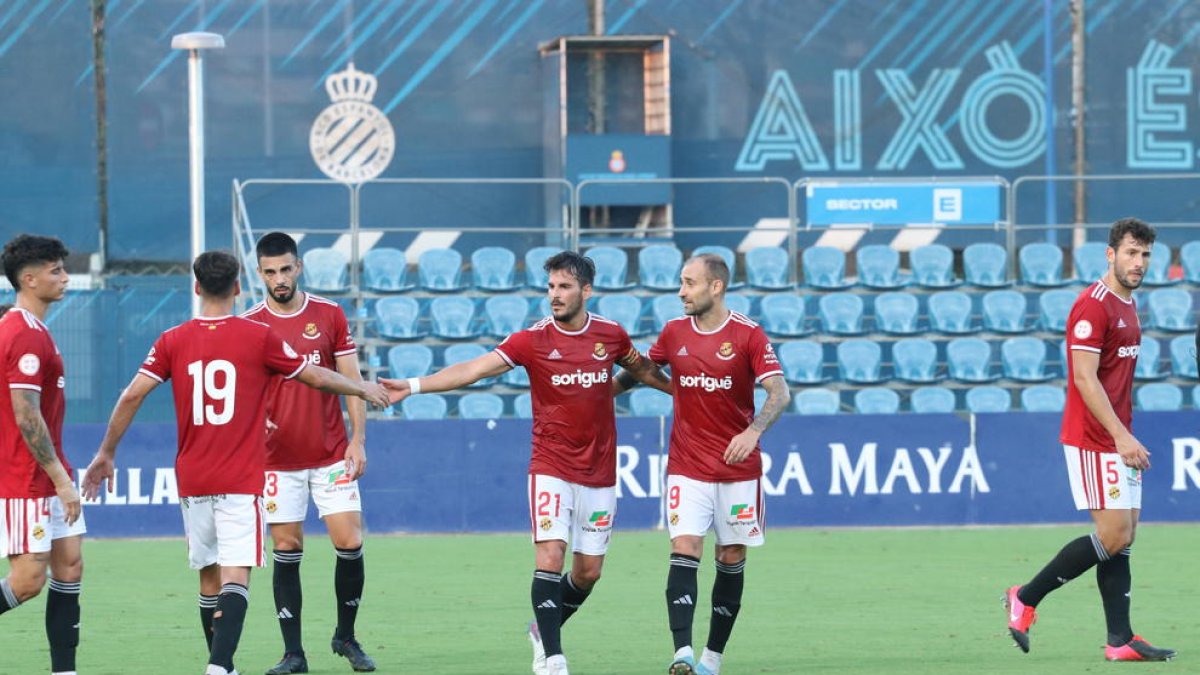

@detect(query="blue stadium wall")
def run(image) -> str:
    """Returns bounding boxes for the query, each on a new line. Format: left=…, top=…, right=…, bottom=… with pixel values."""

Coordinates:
left=3, top=1, right=1200, bottom=258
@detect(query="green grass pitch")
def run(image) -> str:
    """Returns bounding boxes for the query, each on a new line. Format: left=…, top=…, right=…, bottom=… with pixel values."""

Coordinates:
left=0, top=525, right=1194, bottom=674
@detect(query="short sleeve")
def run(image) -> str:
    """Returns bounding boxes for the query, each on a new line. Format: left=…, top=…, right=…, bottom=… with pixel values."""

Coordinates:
left=5, top=328, right=50, bottom=392
left=494, top=330, right=532, bottom=368
left=138, top=333, right=172, bottom=384
left=648, top=328, right=670, bottom=365
left=1067, top=298, right=1107, bottom=353
left=333, top=309, right=356, bottom=357
left=263, top=329, right=308, bottom=379
left=613, top=327, right=639, bottom=367
left=749, top=327, right=784, bottom=383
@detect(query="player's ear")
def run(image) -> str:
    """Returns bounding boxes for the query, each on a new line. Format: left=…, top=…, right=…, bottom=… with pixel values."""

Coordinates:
left=233, top=279, right=242, bottom=297
left=193, top=280, right=202, bottom=297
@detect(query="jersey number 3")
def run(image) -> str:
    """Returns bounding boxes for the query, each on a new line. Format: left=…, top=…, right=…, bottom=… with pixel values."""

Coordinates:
left=187, top=359, right=237, bottom=426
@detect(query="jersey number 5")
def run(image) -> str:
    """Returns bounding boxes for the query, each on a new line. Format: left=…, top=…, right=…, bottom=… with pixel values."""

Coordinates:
left=186, top=359, right=237, bottom=426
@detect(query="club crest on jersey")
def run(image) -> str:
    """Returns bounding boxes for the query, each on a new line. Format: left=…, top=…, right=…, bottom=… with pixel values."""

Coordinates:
left=302, top=322, right=322, bottom=340
left=592, top=342, right=607, bottom=360
left=717, top=341, right=735, bottom=360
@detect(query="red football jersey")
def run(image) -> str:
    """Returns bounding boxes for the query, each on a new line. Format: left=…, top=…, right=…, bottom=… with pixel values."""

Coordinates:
left=138, top=315, right=308, bottom=497
left=242, top=294, right=357, bottom=471
left=0, top=308, right=69, bottom=498
left=494, top=313, right=635, bottom=487
left=649, top=312, right=783, bottom=482
left=1060, top=281, right=1140, bottom=453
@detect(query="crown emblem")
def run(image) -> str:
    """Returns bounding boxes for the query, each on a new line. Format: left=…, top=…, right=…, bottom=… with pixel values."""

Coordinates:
left=325, top=63, right=377, bottom=103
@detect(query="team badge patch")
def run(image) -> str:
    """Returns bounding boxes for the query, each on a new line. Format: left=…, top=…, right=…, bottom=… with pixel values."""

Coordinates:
left=302, top=322, right=321, bottom=339
left=717, top=341, right=735, bottom=360
left=1073, top=320, right=1093, bottom=340
left=265, top=501, right=277, bottom=514
left=540, top=517, right=553, bottom=531
left=1108, top=486, right=1121, bottom=500
left=18, top=353, right=39, bottom=376
left=669, top=512, right=679, bottom=526
left=592, top=342, right=607, bottom=359
left=31, top=524, right=45, bottom=541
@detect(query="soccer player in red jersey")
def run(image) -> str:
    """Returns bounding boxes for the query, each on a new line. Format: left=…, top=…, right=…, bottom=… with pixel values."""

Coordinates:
left=1004, top=219, right=1174, bottom=662
left=243, top=233, right=375, bottom=674
left=82, top=251, right=389, bottom=675
left=0, top=235, right=85, bottom=675
left=382, top=251, right=669, bottom=675
left=618, top=253, right=789, bottom=675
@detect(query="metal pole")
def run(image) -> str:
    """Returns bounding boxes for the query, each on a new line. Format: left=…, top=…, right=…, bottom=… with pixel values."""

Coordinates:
left=1070, top=0, right=1086, bottom=247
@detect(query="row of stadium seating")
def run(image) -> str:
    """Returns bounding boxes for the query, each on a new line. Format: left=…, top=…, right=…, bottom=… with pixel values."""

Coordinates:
left=302, top=241, right=1200, bottom=294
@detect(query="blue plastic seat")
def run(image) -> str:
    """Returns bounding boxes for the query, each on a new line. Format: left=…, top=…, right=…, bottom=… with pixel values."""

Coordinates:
left=856, top=245, right=908, bottom=289
left=1135, top=336, right=1166, bottom=381
left=471, top=246, right=520, bottom=291
left=361, top=247, right=413, bottom=292
left=597, top=294, right=645, bottom=337
left=778, top=341, right=827, bottom=384
left=759, top=294, right=809, bottom=337
left=1143, top=242, right=1176, bottom=286
left=745, top=246, right=792, bottom=290
left=387, top=344, right=433, bottom=378
left=966, top=386, right=1011, bottom=413
left=802, top=246, right=851, bottom=290
left=1181, top=241, right=1200, bottom=284
left=836, top=339, right=885, bottom=384
left=928, top=291, right=977, bottom=334
left=692, top=245, right=742, bottom=288
left=893, top=338, right=940, bottom=383
left=794, top=388, right=840, bottom=415
left=513, top=392, right=533, bottom=418
left=586, top=246, right=635, bottom=290
left=982, top=290, right=1028, bottom=333
left=754, top=388, right=769, bottom=414
left=401, top=394, right=448, bottom=420
left=947, top=337, right=995, bottom=383
left=725, top=293, right=752, bottom=317
left=443, top=343, right=494, bottom=388
left=963, top=243, right=1010, bottom=288
left=1170, top=334, right=1198, bottom=378
left=375, top=296, right=423, bottom=339
left=1148, top=288, right=1196, bottom=331
left=911, top=386, right=956, bottom=414
left=1136, top=383, right=1183, bottom=411
left=1001, top=337, right=1053, bottom=382
left=1072, top=242, right=1108, bottom=283
left=458, top=392, right=505, bottom=419
left=1021, top=384, right=1066, bottom=413
left=638, top=245, right=683, bottom=291
left=652, top=295, right=682, bottom=331
left=525, top=247, right=559, bottom=289
left=855, top=388, right=900, bottom=415
left=502, top=365, right=530, bottom=388
left=818, top=293, right=865, bottom=335
left=429, top=296, right=477, bottom=338
left=303, top=247, right=350, bottom=293
left=1038, top=289, right=1076, bottom=333
left=630, top=388, right=673, bottom=417
left=483, top=294, right=529, bottom=337
left=911, top=244, right=959, bottom=288
left=874, top=292, right=920, bottom=335
left=418, top=248, right=466, bottom=291
left=1020, top=243, right=1070, bottom=287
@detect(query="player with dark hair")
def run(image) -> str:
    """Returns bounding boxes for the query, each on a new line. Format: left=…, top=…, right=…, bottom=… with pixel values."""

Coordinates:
left=82, top=250, right=389, bottom=675
left=1005, top=218, right=1174, bottom=662
left=383, top=250, right=670, bottom=675
left=0, top=234, right=85, bottom=675
left=244, top=232, right=375, bottom=673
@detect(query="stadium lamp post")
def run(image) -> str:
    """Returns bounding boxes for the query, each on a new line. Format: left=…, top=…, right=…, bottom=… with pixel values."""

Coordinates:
left=171, top=31, right=225, bottom=317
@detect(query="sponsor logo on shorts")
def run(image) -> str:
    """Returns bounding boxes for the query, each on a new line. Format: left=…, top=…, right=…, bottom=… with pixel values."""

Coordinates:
left=328, top=469, right=353, bottom=486
left=1108, top=486, right=1121, bottom=500
left=669, top=512, right=679, bottom=526
left=748, top=526, right=761, bottom=537
left=540, top=517, right=553, bottom=531
left=31, top=524, right=45, bottom=540
left=583, top=510, right=612, bottom=532
left=731, top=504, right=755, bottom=520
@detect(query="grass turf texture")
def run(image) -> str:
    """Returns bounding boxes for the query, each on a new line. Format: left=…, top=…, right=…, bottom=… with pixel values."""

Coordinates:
left=0, top=526, right=1193, bottom=674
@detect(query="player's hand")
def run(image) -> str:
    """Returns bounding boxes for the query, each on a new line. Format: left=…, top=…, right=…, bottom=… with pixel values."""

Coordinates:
left=344, top=440, right=367, bottom=480
left=81, top=453, right=115, bottom=502
left=1115, top=433, right=1151, bottom=471
left=358, top=381, right=391, bottom=408
left=723, top=428, right=761, bottom=465
left=56, top=480, right=82, bottom=526
left=379, top=378, right=413, bottom=405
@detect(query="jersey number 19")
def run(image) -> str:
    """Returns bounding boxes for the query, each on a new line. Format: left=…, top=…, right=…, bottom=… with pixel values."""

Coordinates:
left=187, top=359, right=237, bottom=426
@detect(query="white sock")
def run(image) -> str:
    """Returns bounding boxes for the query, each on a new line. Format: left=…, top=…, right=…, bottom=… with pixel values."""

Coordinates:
left=674, top=645, right=695, bottom=661
left=700, top=648, right=723, bottom=673
left=52, top=672, right=78, bottom=675
left=546, top=654, right=567, bottom=667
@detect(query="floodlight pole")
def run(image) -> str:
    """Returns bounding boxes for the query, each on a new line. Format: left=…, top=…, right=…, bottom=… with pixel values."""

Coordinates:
left=171, top=31, right=225, bottom=317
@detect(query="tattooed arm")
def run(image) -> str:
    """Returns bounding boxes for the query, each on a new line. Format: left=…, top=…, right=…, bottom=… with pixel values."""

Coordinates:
left=12, top=389, right=80, bottom=524
left=723, top=375, right=791, bottom=465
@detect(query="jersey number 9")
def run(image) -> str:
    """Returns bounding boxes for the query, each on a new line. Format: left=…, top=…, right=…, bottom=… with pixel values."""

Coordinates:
left=187, top=359, right=237, bottom=426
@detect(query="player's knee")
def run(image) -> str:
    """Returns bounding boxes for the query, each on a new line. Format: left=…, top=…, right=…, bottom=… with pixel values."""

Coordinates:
left=9, top=568, right=47, bottom=601
left=52, top=557, right=83, bottom=584
left=272, top=533, right=303, bottom=551
left=715, top=545, right=746, bottom=565
left=1099, top=529, right=1133, bottom=556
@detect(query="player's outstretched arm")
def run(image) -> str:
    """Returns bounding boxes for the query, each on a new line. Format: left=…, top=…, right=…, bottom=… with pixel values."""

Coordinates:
left=84, top=373, right=160, bottom=501
left=335, top=351, right=368, bottom=480
left=296, top=365, right=390, bottom=408
left=12, top=389, right=80, bottom=524
left=1072, top=349, right=1150, bottom=470
left=724, top=374, right=790, bottom=465
left=381, top=351, right=512, bottom=404
left=615, top=350, right=672, bottom=395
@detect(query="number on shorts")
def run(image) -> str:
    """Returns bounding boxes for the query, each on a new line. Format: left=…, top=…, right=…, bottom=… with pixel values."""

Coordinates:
left=668, top=484, right=681, bottom=510
left=536, top=491, right=561, bottom=517
left=41, top=499, right=50, bottom=517
left=265, top=472, right=279, bottom=497
left=186, top=359, right=237, bottom=426
left=1105, top=459, right=1119, bottom=485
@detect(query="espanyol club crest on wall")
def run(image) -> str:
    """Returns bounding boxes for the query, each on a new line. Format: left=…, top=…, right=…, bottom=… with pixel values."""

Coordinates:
left=309, top=63, right=394, bottom=184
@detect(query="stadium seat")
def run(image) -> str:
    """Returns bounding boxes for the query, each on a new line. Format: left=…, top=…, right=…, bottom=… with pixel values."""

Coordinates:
left=513, top=392, right=533, bottom=418
left=1136, top=383, right=1183, bottom=411
left=525, top=246, right=558, bottom=289
left=597, top=294, right=645, bottom=337
left=502, top=366, right=530, bottom=388
left=1072, top=242, right=1108, bottom=283
left=1001, top=337, right=1053, bottom=382
left=402, top=394, right=448, bottom=420
left=963, top=243, right=1010, bottom=288
left=692, top=245, right=742, bottom=288
left=387, top=344, right=433, bottom=378
left=1038, top=288, right=1076, bottom=333
left=303, top=247, right=350, bottom=293
left=759, top=294, right=809, bottom=337
left=429, top=296, right=477, bottom=338
left=855, top=388, right=900, bottom=415
left=630, top=388, right=673, bottom=417
left=471, top=246, right=521, bottom=291
left=1021, top=384, right=1065, bottom=412
left=1181, top=241, right=1200, bottom=284
left=444, top=343, right=494, bottom=388
left=725, top=292, right=752, bottom=317
left=586, top=246, right=635, bottom=290
left=1169, top=334, right=1198, bottom=378
left=1147, top=288, right=1196, bottom=331
left=818, top=293, right=865, bottom=335
left=1134, top=336, right=1166, bottom=381
left=536, top=296, right=552, bottom=319
left=911, top=244, right=959, bottom=288
left=794, top=388, right=840, bottom=415
left=745, top=246, right=792, bottom=290
left=652, top=294, right=682, bottom=331
left=638, top=244, right=683, bottom=291
left=966, top=386, right=1011, bottom=413
left=1143, top=241, right=1176, bottom=286
left=982, top=290, right=1028, bottom=333
left=836, top=339, right=885, bottom=384
left=778, top=341, right=827, bottom=384
left=1020, top=243, right=1070, bottom=287
left=892, top=338, right=940, bottom=383
left=928, top=291, right=977, bottom=334
left=856, top=245, right=908, bottom=289
left=910, top=386, right=956, bottom=414
left=375, top=296, right=423, bottom=339
left=483, top=294, right=529, bottom=337
left=874, top=292, right=920, bottom=335
left=418, top=248, right=466, bottom=291
left=802, top=246, right=851, bottom=290
left=754, top=387, right=769, bottom=414
left=361, top=247, right=414, bottom=292
left=947, top=337, right=996, bottom=383
left=458, top=392, right=505, bottom=419
left=1194, top=385, right=1200, bottom=409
